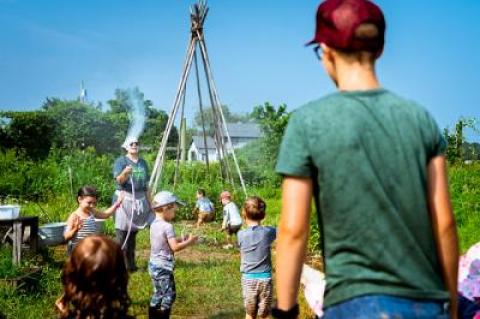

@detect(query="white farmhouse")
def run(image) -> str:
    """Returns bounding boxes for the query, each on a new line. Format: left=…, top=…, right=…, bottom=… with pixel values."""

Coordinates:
left=188, top=136, right=218, bottom=162
left=188, top=123, right=263, bottom=163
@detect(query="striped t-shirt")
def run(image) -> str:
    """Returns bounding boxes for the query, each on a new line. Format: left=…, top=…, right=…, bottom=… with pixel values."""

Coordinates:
left=67, top=213, right=97, bottom=250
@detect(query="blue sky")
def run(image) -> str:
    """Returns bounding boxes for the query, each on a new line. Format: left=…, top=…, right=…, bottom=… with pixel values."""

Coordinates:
left=1, top=0, right=479, bottom=140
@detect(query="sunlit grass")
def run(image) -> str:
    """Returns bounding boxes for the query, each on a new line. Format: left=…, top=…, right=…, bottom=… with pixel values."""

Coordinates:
left=1, top=163, right=479, bottom=318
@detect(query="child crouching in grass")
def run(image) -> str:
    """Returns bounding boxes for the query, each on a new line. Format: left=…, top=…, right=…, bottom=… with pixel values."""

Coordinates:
left=149, top=191, right=198, bottom=319
left=238, top=196, right=277, bottom=319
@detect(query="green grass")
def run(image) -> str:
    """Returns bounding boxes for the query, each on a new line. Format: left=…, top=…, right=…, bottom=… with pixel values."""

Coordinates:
left=1, top=163, right=479, bottom=318
left=449, top=163, right=480, bottom=252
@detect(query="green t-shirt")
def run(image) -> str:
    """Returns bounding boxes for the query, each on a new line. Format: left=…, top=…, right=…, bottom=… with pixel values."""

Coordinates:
left=276, top=89, right=449, bottom=307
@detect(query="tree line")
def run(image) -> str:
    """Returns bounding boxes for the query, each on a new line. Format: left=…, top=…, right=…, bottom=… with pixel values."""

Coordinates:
left=0, top=89, right=174, bottom=159
left=0, top=87, right=476, bottom=168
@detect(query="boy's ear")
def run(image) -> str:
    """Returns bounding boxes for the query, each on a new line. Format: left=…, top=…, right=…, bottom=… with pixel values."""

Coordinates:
left=320, top=43, right=334, bottom=61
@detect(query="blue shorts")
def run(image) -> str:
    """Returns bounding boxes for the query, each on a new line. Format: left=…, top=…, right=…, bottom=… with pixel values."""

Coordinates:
left=148, top=262, right=176, bottom=310
left=323, top=294, right=449, bottom=319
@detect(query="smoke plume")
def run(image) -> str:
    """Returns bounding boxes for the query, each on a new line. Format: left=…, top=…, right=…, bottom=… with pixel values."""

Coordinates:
left=123, top=87, right=146, bottom=147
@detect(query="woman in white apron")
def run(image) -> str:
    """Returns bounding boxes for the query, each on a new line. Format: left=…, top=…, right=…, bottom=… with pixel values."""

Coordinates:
left=113, top=137, right=153, bottom=272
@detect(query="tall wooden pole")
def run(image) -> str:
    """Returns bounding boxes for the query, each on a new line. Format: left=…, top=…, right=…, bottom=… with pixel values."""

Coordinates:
left=149, top=38, right=196, bottom=194
left=149, top=0, right=248, bottom=198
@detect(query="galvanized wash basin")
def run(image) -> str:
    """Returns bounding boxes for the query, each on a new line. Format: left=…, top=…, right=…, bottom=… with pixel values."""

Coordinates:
left=38, top=218, right=106, bottom=246
left=94, top=219, right=106, bottom=234
left=0, top=205, right=20, bottom=220
left=38, top=222, right=66, bottom=246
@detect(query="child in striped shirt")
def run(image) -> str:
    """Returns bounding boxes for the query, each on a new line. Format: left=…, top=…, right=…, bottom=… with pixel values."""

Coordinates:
left=64, top=186, right=124, bottom=255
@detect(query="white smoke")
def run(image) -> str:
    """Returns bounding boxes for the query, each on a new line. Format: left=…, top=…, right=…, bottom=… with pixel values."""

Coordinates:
left=122, top=87, right=146, bottom=148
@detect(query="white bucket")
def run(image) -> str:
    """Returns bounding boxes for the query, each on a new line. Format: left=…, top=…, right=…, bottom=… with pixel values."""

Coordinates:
left=0, top=205, right=20, bottom=220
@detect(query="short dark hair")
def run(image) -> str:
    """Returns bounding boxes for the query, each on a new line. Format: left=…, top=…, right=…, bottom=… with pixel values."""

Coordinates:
left=197, top=189, right=206, bottom=196
left=77, top=186, right=98, bottom=198
left=243, top=196, right=266, bottom=221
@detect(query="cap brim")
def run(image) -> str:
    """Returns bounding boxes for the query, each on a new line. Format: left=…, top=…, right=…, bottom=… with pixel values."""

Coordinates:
left=305, top=37, right=317, bottom=46
left=152, top=200, right=185, bottom=209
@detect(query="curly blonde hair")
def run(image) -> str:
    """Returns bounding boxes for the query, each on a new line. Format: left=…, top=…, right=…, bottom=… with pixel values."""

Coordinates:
left=60, top=235, right=131, bottom=319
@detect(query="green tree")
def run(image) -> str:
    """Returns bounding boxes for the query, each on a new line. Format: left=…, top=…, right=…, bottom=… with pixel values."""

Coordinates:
left=237, top=102, right=290, bottom=186
left=106, top=88, right=175, bottom=150
left=0, top=111, right=55, bottom=159
left=251, top=102, right=290, bottom=161
left=193, top=105, right=250, bottom=136
left=444, top=117, right=479, bottom=163
left=43, top=98, right=119, bottom=153
left=107, top=89, right=132, bottom=114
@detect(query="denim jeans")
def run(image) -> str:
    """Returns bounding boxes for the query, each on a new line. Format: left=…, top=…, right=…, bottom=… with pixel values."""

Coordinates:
left=322, top=294, right=450, bottom=319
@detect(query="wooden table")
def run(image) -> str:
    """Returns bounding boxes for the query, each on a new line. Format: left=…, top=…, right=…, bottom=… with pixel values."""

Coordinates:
left=0, top=216, right=38, bottom=265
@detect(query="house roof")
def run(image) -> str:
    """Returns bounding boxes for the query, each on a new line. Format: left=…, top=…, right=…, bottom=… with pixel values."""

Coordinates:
left=191, top=135, right=217, bottom=150
left=224, top=123, right=262, bottom=138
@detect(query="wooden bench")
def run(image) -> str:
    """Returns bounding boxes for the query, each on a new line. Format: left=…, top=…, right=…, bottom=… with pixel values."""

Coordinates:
left=0, top=216, right=38, bottom=265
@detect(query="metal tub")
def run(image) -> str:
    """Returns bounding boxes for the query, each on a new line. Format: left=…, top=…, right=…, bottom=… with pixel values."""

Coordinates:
left=38, top=222, right=66, bottom=246
left=94, top=219, right=106, bottom=234
left=0, top=205, right=20, bottom=220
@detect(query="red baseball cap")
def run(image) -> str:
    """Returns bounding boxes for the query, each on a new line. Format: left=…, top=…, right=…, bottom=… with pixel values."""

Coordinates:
left=307, top=0, right=385, bottom=55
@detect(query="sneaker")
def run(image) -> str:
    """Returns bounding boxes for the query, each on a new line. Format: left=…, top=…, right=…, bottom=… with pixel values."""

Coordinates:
left=222, top=244, right=234, bottom=249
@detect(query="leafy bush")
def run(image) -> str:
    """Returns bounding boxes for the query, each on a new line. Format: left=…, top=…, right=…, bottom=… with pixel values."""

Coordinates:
left=449, top=162, right=480, bottom=251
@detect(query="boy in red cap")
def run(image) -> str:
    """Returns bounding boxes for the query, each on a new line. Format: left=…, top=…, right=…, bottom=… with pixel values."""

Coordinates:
left=274, top=0, right=459, bottom=318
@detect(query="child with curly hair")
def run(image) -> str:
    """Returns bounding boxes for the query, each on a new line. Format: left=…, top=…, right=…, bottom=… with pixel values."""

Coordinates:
left=55, top=235, right=133, bottom=319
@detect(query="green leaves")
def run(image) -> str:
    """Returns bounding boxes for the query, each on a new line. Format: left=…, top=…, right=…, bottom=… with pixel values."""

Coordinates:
left=1, top=88, right=172, bottom=157
left=0, top=111, right=55, bottom=159
left=237, top=102, right=291, bottom=187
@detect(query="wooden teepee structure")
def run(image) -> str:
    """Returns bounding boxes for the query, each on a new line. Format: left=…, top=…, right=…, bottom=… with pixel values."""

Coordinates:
left=149, top=0, right=247, bottom=197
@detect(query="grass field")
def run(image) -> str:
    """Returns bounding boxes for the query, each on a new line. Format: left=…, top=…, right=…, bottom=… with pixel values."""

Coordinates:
left=1, top=163, right=479, bottom=318
left=0, top=221, right=314, bottom=319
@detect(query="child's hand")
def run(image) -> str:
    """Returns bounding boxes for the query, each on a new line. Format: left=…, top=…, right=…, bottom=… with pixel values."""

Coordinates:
left=72, top=216, right=83, bottom=232
left=55, top=294, right=67, bottom=315
left=187, top=234, right=199, bottom=244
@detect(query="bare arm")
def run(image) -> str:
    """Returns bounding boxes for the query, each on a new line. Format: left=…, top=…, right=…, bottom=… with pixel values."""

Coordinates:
left=427, top=155, right=459, bottom=318
left=275, top=176, right=313, bottom=313
left=94, top=191, right=125, bottom=219
left=64, top=214, right=82, bottom=241
left=168, top=234, right=198, bottom=252
left=116, top=165, right=132, bottom=185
